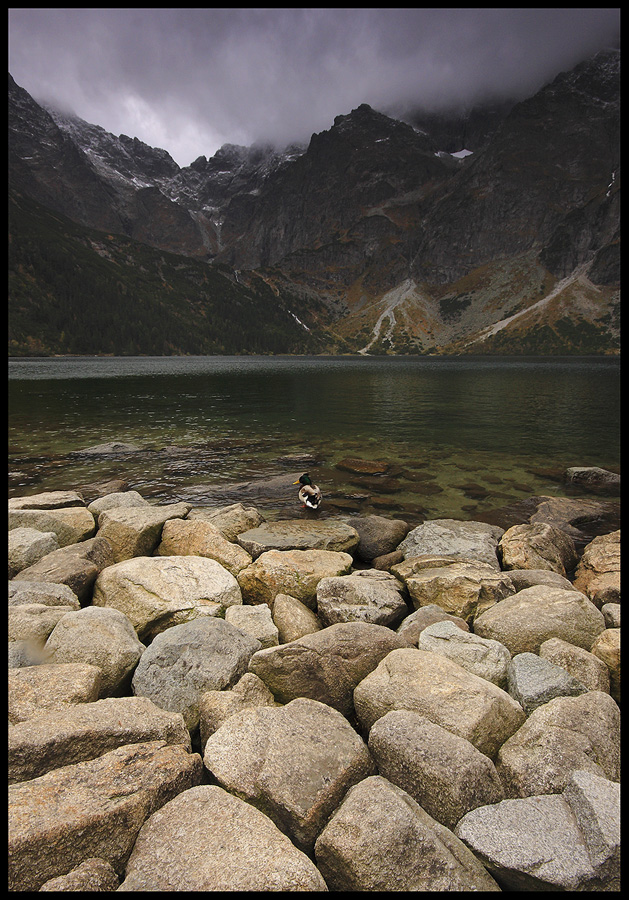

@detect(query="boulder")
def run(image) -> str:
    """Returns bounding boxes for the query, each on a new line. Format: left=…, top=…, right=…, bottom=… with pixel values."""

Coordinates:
left=237, top=548, right=353, bottom=609
left=398, top=519, right=504, bottom=569
left=314, top=775, right=500, bottom=891
left=539, top=637, right=610, bottom=693
left=156, top=517, right=252, bottom=576
left=45, top=606, right=145, bottom=697
left=601, top=603, right=620, bottom=628
left=396, top=603, right=469, bottom=646
left=507, top=652, right=588, bottom=714
left=572, top=530, right=620, bottom=607
left=199, top=673, right=280, bottom=748
left=9, top=696, right=191, bottom=783
left=8, top=506, right=96, bottom=547
left=9, top=490, right=85, bottom=510
left=8, top=741, right=202, bottom=891
left=496, top=691, right=620, bottom=797
left=498, top=522, right=578, bottom=577
left=316, top=569, right=409, bottom=628
left=345, top=514, right=410, bottom=561
left=455, top=770, right=620, bottom=890
left=473, top=585, right=606, bottom=655
left=187, top=502, right=265, bottom=541
left=271, top=592, right=322, bottom=643
left=132, top=618, right=261, bottom=731
left=398, top=561, right=515, bottom=623
left=237, top=518, right=359, bottom=558
left=506, top=567, right=578, bottom=592
left=565, top=466, right=620, bottom=494
left=203, top=697, right=375, bottom=853
left=336, top=457, right=391, bottom=475
left=8, top=580, right=80, bottom=609
left=8, top=527, right=59, bottom=578
left=92, top=555, right=242, bottom=642
left=590, top=628, right=620, bottom=704
left=117, top=785, right=327, bottom=891
left=13, top=536, right=114, bottom=604
left=225, top=603, right=279, bottom=649
left=87, top=490, right=150, bottom=515
left=418, top=620, right=512, bottom=688
left=95, top=502, right=191, bottom=562
left=368, top=711, right=505, bottom=830
left=528, top=495, right=620, bottom=547
left=8, top=603, right=75, bottom=648
left=8, top=663, right=102, bottom=723
left=248, top=621, right=407, bottom=716
left=353, top=648, right=525, bottom=757
left=39, top=858, right=120, bottom=891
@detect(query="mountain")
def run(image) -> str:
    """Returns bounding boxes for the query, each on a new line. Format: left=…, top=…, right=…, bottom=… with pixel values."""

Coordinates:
left=8, top=50, right=620, bottom=356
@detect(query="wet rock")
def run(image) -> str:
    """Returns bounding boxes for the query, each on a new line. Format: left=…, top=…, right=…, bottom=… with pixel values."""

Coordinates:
left=473, top=584, right=606, bottom=655
left=118, top=785, right=327, bottom=891
left=496, top=691, right=620, bottom=797
left=69, top=441, right=143, bottom=456
left=203, top=697, right=375, bottom=853
left=336, top=457, right=390, bottom=475
left=237, top=548, right=353, bottom=609
left=368, top=711, right=505, bottom=830
left=132, top=618, right=261, bottom=730
left=13, top=536, right=115, bottom=604
left=237, top=518, right=359, bottom=558
left=8, top=740, right=202, bottom=891
left=9, top=696, right=191, bottom=783
left=45, top=606, right=145, bottom=697
left=399, top=519, right=504, bottom=569
left=248, top=621, right=407, bottom=716
left=314, top=775, right=500, bottom=891
left=565, top=466, right=620, bottom=494
left=316, top=569, right=409, bottom=628
left=92, top=555, right=242, bottom=642
left=156, top=517, right=252, bottom=576
left=354, top=648, right=525, bottom=757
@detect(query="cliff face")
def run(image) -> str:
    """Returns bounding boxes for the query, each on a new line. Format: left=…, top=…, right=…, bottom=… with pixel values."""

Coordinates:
left=8, top=50, right=620, bottom=355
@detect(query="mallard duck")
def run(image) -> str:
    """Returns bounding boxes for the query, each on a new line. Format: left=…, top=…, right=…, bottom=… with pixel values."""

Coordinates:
left=293, top=473, right=322, bottom=509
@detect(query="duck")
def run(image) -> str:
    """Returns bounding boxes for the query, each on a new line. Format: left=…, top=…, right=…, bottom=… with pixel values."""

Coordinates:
left=293, top=473, right=322, bottom=509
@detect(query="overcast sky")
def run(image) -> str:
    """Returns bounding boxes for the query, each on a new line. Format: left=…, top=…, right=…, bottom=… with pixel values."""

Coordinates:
left=9, top=8, right=620, bottom=167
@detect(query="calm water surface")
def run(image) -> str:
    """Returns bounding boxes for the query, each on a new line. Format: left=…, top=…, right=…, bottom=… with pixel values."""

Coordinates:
left=8, top=355, right=620, bottom=524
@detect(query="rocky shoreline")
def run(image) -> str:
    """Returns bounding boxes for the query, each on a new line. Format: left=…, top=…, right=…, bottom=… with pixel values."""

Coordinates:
left=8, top=470, right=620, bottom=891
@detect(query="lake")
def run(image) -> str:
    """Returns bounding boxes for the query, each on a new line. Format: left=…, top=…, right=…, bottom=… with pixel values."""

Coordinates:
left=8, top=355, right=620, bottom=525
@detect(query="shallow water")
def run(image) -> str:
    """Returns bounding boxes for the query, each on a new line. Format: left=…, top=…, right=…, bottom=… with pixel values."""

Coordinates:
left=8, top=355, right=620, bottom=525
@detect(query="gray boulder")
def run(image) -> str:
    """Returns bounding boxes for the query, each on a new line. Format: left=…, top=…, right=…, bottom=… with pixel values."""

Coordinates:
left=496, top=691, right=620, bottom=797
left=248, top=621, right=407, bottom=716
left=87, top=490, right=150, bottom=515
left=539, top=637, right=610, bottom=693
left=455, top=769, right=620, bottom=890
left=314, top=775, right=500, bottom=891
left=345, top=514, right=410, bottom=562
left=9, top=603, right=75, bottom=648
left=95, top=502, right=191, bottom=562
left=271, top=592, right=322, bottom=643
left=237, top=518, right=359, bottom=558
left=418, top=620, right=512, bottom=688
left=187, top=502, right=264, bottom=541
left=316, top=569, right=409, bottom=628
left=507, top=652, right=589, bottom=714
left=156, top=517, right=252, bottom=576
left=368, top=710, right=505, bottom=830
left=203, top=697, right=375, bottom=853
left=396, top=603, right=468, bottom=646
left=398, top=519, right=504, bottom=569
left=225, top=603, right=279, bottom=649
left=45, top=606, right=145, bottom=697
left=132, top=618, right=261, bottom=730
left=237, top=548, right=353, bottom=609
left=8, top=580, right=80, bottom=609
left=118, top=785, right=327, bottom=891
left=506, top=567, right=578, bottom=592
left=8, top=507, right=96, bottom=547
left=9, top=527, right=59, bottom=578
left=198, top=672, right=280, bottom=748
left=565, top=466, right=620, bottom=492
left=8, top=740, right=202, bottom=891
left=9, top=490, right=85, bottom=510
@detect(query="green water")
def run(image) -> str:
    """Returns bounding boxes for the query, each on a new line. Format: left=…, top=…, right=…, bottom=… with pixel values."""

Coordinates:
left=8, top=355, right=620, bottom=524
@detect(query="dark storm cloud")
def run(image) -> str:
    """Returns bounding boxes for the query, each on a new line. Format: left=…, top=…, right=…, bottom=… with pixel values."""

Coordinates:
left=8, top=8, right=620, bottom=166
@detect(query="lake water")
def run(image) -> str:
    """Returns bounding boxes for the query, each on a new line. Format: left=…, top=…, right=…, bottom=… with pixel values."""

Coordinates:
left=8, top=355, right=620, bottom=525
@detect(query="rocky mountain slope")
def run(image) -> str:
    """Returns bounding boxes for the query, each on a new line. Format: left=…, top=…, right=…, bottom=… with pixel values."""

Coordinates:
left=8, top=49, right=620, bottom=355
